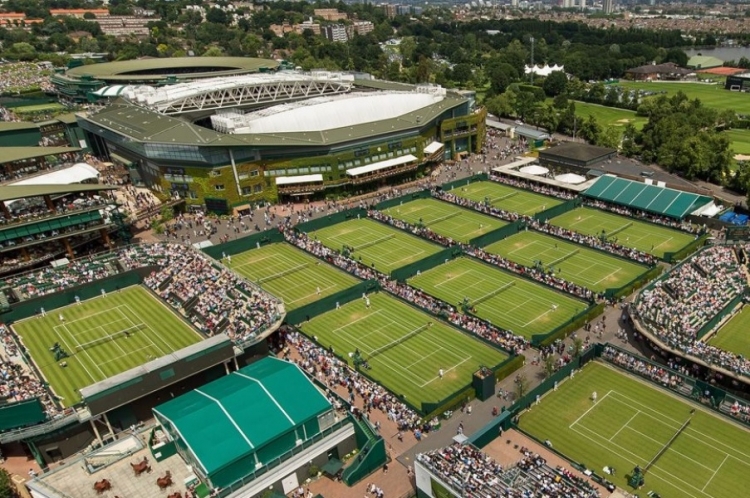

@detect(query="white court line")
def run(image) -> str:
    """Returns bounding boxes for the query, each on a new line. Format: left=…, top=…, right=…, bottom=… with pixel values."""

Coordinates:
left=332, top=309, right=382, bottom=333
left=419, top=357, right=472, bottom=387
left=609, top=410, right=640, bottom=441
left=68, top=316, right=131, bottom=341
left=121, top=303, right=169, bottom=356
left=521, top=308, right=554, bottom=328
left=433, top=270, right=473, bottom=288
left=702, top=454, right=729, bottom=492
left=652, top=236, right=674, bottom=252
left=58, top=304, right=128, bottom=328
left=98, top=345, right=154, bottom=367
left=591, top=268, right=621, bottom=287
left=570, top=390, right=612, bottom=427
left=405, top=347, right=444, bottom=369
left=622, top=425, right=717, bottom=473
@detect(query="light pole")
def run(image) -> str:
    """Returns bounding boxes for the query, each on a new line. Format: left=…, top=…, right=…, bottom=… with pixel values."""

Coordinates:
left=529, top=37, right=535, bottom=84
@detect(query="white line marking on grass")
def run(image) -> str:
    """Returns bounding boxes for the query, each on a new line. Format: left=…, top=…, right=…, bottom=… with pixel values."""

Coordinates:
left=521, top=308, right=554, bottom=328
left=592, top=268, right=621, bottom=287
left=54, top=324, right=99, bottom=383
left=405, top=347, right=444, bottom=369
left=607, top=391, right=683, bottom=425
left=702, top=454, right=729, bottom=492
left=652, top=236, right=674, bottom=252
left=419, top=357, right=472, bottom=388
left=623, top=425, right=718, bottom=473
left=569, top=424, right=703, bottom=498
left=609, top=410, right=640, bottom=441
left=567, top=215, right=593, bottom=228
left=332, top=309, right=383, bottom=333
left=570, top=390, right=612, bottom=427
left=434, top=270, right=472, bottom=287
left=98, top=345, right=154, bottom=367
left=122, top=303, right=169, bottom=357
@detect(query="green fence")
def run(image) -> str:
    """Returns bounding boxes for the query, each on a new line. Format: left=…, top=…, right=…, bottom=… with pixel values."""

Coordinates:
left=4, top=268, right=151, bottom=323
left=533, top=198, right=582, bottom=222
left=296, top=208, right=368, bottom=233
left=285, top=280, right=378, bottom=324
left=0, top=398, right=46, bottom=432
left=374, top=190, right=431, bottom=211
left=696, top=292, right=745, bottom=340
left=469, top=220, right=525, bottom=248
left=663, top=233, right=709, bottom=263
left=531, top=302, right=604, bottom=348
left=440, top=173, right=489, bottom=192
left=342, top=435, right=386, bottom=485
left=202, top=229, right=284, bottom=259
left=391, top=247, right=463, bottom=281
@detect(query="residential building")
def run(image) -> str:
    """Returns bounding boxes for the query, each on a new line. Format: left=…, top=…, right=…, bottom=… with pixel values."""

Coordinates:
left=323, top=24, right=348, bottom=42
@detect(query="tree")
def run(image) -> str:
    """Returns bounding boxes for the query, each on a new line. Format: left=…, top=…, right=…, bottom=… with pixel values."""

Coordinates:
left=202, top=46, right=225, bottom=57
left=663, top=48, right=688, bottom=67
left=0, top=467, right=18, bottom=498
left=620, top=123, right=639, bottom=157
left=543, top=355, right=556, bottom=379
left=206, top=8, right=228, bottom=25
left=542, top=70, right=567, bottom=97
left=486, top=90, right=516, bottom=118
left=515, top=373, right=529, bottom=400
left=596, top=125, right=621, bottom=149
left=572, top=337, right=584, bottom=358
left=579, top=115, right=602, bottom=144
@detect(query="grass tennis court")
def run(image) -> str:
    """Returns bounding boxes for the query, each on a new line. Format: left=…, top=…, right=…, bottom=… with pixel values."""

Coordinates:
left=409, top=257, right=587, bottom=338
left=707, top=305, right=750, bottom=358
left=227, top=243, right=358, bottom=310
left=14, top=103, right=65, bottom=114
left=484, top=230, right=648, bottom=292
left=381, top=197, right=506, bottom=243
left=13, top=286, right=202, bottom=406
left=520, top=362, right=750, bottom=498
left=551, top=207, right=695, bottom=258
left=447, top=181, right=563, bottom=215
left=300, top=292, right=507, bottom=409
left=308, top=218, right=442, bottom=274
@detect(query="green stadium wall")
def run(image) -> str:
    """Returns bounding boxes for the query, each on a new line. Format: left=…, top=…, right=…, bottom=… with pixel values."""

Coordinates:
left=285, top=280, right=378, bottom=325
left=440, top=173, right=489, bottom=192
left=374, top=190, right=432, bottom=211
left=201, top=229, right=284, bottom=260
left=532, top=302, right=604, bottom=348
left=390, top=247, right=463, bottom=281
left=295, top=209, right=368, bottom=233
left=533, top=198, right=582, bottom=222
left=663, top=234, right=709, bottom=263
left=0, top=398, right=46, bottom=432
left=469, top=220, right=525, bottom=247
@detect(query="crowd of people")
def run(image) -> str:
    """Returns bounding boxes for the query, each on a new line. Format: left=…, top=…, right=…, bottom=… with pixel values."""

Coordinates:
left=279, top=327, right=422, bottom=434
left=602, top=346, right=688, bottom=393
left=584, top=199, right=705, bottom=235
left=488, top=173, right=578, bottom=200
left=633, top=245, right=750, bottom=376
left=0, top=62, right=54, bottom=97
left=417, top=443, right=600, bottom=498
left=282, top=225, right=530, bottom=354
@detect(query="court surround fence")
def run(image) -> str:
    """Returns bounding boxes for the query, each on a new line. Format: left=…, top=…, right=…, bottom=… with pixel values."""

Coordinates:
left=469, top=220, right=525, bottom=248
left=202, top=229, right=284, bottom=259
left=295, top=208, right=368, bottom=233
left=285, top=280, right=378, bottom=324
left=533, top=198, right=582, bottom=222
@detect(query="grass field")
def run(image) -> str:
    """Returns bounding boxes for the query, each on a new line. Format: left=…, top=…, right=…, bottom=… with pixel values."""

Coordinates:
left=381, top=198, right=506, bottom=243
left=409, top=257, right=586, bottom=338
left=483, top=230, right=648, bottom=293
left=707, top=305, right=750, bottom=358
left=227, top=243, right=358, bottom=310
left=308, top=218, right=442, bottom=274
left=723, top=128, right=750, bottom=156
left=520, top=362, right=750, bottom=498
left=619, top=80, right=750, bottom=115
left=14, top=103, right=65, bottom=114
left=551, top=207, right=695, bottom=258
left=14, top=286, right=202, bottom=406
left=299, top=292, right=507, bottom=409
left=573, top=101, right=648, bottom=132
left=446, top=181, right=563, bottom=216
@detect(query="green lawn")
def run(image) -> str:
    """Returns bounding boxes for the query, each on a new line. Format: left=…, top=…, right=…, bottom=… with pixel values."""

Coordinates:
left=381, top=197, right=506, bottom=243
left=484, top=230, right=648, bottom=293
left=299, top=292, right=507, bottom=410
left=14, top=103, right=65, bottom=114
left=551, top=207, right=695, bottom=258
left=409, top=257, right=587, bottom=338
left=446, top=181, right=563, bottom=216
left=723, top=128, right=750, bottom=156
left=619, top=80, right=750, bottom=114
left=308, top=218, right=442, bottom=274
left=573, top=101, right=648, bottom=131
left=13, top=286, right=202, bottom=406
left=520, top=362, right=750, bottom=498
left=227, top=243, right=358, bottom=311
left=708, top=305, right=750, bottom=358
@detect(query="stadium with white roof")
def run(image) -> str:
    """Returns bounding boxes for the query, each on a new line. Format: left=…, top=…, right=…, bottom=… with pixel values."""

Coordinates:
left=75, top=58, right=484, bottom=212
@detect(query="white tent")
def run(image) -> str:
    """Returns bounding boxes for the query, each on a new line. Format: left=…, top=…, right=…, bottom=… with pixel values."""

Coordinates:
left=554, top=173, right=587, bottom=184
left=524, top=64, right=565, bottom=77
left=519, top=165, right=549, bottom=176
left=11, top=163, right=99, bottom=186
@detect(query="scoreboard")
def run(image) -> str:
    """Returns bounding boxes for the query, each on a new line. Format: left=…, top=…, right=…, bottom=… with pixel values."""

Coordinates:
left=726, top=226, right=750, bottom=240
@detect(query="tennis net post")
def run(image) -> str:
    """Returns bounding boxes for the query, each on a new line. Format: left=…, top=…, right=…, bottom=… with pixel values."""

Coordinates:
left=74, top=323, right=147, bottom=351
left=368, top=323, right=430, bottom=360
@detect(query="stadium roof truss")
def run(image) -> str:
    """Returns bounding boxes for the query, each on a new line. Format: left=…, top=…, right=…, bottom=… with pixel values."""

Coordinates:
left=125, top=72, right=356, bottom=115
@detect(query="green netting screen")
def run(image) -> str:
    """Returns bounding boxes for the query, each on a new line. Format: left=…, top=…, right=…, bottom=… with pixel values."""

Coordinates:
left=0, top=397, right=46, bottom=431
left=296, top=209, right=367, bottom=233
left=533, top=198, right=582, bottom=222
left=374, top=190, right=431, bottom=211
left=470, top=220, right=525, bottom=247
left=391, top=247, right=462, bottom=281
left=202, top=229, right=284, bottom=260
left=285, top=280, right=378, bottom=325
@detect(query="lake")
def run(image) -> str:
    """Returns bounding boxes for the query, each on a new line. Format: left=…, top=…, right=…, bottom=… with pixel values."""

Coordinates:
left=685, top=47, right=750, bottom=62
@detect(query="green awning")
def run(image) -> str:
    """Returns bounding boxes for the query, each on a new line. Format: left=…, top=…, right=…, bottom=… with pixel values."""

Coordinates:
left=109, top=153, right=133, bottom=167
left=321, top=458, right=344, bottom=476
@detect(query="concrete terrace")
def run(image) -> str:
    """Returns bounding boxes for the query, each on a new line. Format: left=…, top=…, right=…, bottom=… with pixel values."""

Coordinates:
left=28, top=433, right=195, bottom=498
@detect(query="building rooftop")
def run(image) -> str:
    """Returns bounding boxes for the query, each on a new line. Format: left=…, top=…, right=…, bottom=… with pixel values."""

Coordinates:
left=687, top=55, right=724, bottom=69
left=625, top=62, right=693, bottom=76
left=0, top=146, right=81, bottom=164
left=153, top=357, right=331, bottom=476
left=0, top=183, right=116, bottom=203
left=539, top=142, right=616, bottom=163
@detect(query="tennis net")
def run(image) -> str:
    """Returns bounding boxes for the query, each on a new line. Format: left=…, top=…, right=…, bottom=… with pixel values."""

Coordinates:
left=352, top=234, right=395, bottom=251
left=428, top=211, right=461, bottom=225
left=472, top=282, right=515, bottom=307
left=489, top=191, right=518, bottom=204
left=258, top=263, right=309, bottom=284
left=74, top=323, right=147, bottom=351
left=547, top=249, right=579, bottom=268
left=369, top=323, right=430, bottom=359
left=609, top=222, right=633, bottom=237
left=645, top=418, right=691, bottom=472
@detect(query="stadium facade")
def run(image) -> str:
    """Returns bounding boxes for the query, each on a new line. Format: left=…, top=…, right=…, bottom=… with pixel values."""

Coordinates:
left=73, top=60, right=484, bottom=212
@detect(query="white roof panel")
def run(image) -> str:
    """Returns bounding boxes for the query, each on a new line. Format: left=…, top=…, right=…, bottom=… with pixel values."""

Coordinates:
left=275, top=174, right=323, bottom=186
left=424, top=141, right=444, bottom=154
left=12, top=163, right=99, bottom=186
left=347, top=155, right=417, bottom=177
